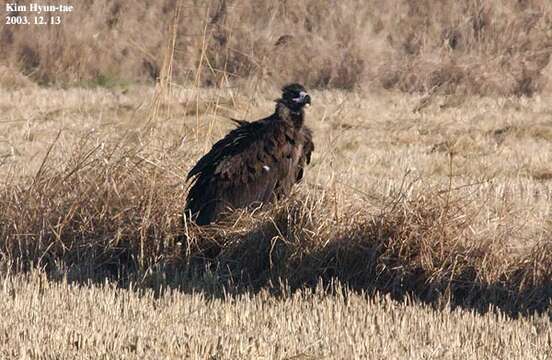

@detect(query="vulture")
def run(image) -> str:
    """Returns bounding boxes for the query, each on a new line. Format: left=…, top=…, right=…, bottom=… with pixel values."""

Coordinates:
left=184, top=83, right=314, bottom=225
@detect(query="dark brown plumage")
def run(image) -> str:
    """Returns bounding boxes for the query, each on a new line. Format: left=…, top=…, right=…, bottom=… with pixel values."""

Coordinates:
left=184, top=84, right=314, bottom=225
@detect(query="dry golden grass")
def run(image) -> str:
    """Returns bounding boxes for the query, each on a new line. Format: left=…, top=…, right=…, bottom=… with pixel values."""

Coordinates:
left=1, top=271, right=551, bottom=359
left=1, top=2, right=552, bottom=358
left=0, top=85, right=551, bottom=317
left=2, top=0, right=552, bottom=94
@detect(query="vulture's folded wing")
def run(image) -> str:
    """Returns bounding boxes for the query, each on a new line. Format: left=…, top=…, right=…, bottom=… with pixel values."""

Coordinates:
left=185, top=117, right=294, bottom=224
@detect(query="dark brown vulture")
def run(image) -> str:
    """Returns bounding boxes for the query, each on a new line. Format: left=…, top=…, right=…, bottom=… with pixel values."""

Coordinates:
left=184, top=83, right=314, bottom=225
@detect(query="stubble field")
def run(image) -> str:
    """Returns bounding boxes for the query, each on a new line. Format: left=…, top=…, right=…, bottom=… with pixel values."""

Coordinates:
left=1, top=271, right=551, bottom=359
left=0, top=84, right=551, bottom=358
left=2, top=0, right=552, bottom=358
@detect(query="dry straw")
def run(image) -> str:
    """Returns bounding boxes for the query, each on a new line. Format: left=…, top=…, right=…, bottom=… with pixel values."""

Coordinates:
left=0, top=0, right=551, bottom=320
left=1, top=0, right=551, bottom=95
left=0, top=136, right=551, bottom=315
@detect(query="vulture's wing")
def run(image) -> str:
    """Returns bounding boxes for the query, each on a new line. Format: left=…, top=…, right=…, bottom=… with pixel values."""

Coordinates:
left=187, top=119, right=262, bottom=181
left=185, top=116, right=293, bottom=224
left=229, top=118, right=249, bottom=127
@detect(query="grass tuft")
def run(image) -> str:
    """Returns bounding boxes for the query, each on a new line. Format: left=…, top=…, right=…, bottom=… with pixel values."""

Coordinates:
left=1, top=138, right=550, bottom=315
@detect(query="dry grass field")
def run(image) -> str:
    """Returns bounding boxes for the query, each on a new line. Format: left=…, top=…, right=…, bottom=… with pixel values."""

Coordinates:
left=0, top=84, right=551, bottom=357
left=1, top=0, right=552, bottom=358
left=2, top=0, right=552, bottom=94
left=1, top=271, right=551, bottom=359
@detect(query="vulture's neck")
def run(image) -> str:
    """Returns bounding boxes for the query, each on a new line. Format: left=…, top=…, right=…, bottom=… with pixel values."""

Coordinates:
left=275, top=102, right=304, bottom=129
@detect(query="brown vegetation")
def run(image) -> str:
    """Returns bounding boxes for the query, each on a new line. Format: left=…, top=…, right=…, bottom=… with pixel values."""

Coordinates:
left=1, top=0, right=552, bottom=95
left=2, top=2, right=551, bottom=356
left=0, top=86, right=550, bottom=316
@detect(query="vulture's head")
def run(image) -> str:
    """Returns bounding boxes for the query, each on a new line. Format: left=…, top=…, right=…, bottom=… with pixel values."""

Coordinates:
left=279, top=83, right=311, bottom=113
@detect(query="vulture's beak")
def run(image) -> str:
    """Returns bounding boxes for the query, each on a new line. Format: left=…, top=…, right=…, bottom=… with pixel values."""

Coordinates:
left=303, top=94, right=311, bottom=107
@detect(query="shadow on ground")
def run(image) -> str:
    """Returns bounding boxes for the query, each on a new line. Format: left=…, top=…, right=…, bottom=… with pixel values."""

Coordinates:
left=34, top=210, right=552, bottom=321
